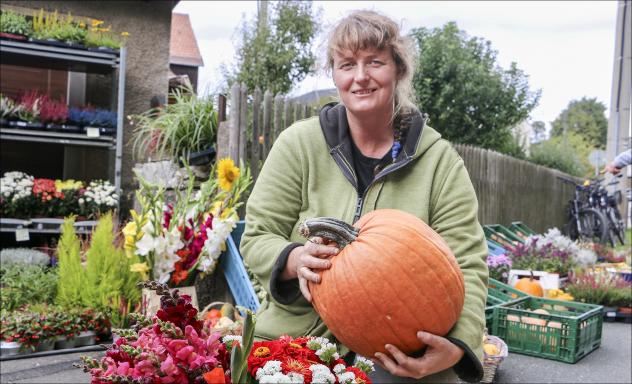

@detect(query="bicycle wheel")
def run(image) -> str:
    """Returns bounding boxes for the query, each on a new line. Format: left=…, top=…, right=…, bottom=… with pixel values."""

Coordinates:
left=608, top=208, right=626, bottom=245
left=577, top=208, right=608, bottom=244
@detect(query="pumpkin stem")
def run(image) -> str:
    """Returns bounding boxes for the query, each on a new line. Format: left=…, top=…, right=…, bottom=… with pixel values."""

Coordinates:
left=298, top=217, right=359, bottom=248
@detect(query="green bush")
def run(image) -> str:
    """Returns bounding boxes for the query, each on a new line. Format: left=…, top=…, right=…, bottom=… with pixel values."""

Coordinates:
left=0, top=264, right=58, bottom=312
left=528, top=134, right=590, bottom=177
left=0, top=248, right=50, bottom=267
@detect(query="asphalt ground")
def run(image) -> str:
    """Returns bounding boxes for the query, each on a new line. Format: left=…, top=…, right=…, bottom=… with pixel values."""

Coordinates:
left=0, top=322, right=630, bottom=383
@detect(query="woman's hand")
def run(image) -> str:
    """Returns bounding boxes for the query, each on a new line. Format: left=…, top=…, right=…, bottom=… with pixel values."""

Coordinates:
left=282, top=237, right=339, bottom=302
left=373, top=331, right=464, bottom=380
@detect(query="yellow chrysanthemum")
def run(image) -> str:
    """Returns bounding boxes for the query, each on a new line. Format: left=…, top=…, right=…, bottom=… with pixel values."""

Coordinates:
left=130, top=262, right=150, bottom=281
left=217, top=158, right=240, bottom=191
left=55, top=179, right=83, bottom=191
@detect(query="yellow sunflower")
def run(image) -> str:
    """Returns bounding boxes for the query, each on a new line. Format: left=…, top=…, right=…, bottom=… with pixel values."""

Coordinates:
left=217, top=158, right=240, bottom=191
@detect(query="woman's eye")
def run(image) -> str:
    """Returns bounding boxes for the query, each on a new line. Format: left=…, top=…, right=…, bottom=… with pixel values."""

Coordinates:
left=371, top=60, right=384, bottom=66
left=340, top=63, right=353, bottom=70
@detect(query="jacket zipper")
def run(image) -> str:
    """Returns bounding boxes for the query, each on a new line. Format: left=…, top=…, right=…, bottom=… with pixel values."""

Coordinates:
left=352, top=155, right=414, bottom=223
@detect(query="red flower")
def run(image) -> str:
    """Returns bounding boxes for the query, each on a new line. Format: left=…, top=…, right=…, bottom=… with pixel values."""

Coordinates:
left=203, top=367, right=225, bottom=384
left=346, top=366, right=371, bottom=384
left=247, top=341, right=284, bottom=377
left=281, top=357, right=313, bottom=383
left=156, top=294, right=203, bottom=334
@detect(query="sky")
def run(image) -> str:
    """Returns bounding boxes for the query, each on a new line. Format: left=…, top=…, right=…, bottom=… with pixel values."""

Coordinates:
left=173, top=1, right=619, bottom=129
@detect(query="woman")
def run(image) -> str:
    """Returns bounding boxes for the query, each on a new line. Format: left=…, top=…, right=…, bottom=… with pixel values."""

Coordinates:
left=241, top=10, right=488, bottom=383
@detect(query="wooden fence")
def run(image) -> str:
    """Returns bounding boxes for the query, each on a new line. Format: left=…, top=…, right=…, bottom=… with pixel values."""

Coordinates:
left=217, top=83, right=576, bottom=233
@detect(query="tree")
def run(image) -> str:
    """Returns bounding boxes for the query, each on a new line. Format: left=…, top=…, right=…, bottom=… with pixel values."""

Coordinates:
left=410, top=22, right=540, bottom=152
left=223, top=1, right=320, bottom=94
left=550, top=97, right=608, bottom=149
left=529, top=132, right=592, bottom=177
left=532, top=120, right=546, bottom=143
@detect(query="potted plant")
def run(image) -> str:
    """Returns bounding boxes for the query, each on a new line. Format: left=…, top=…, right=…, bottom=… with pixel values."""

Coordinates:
left=74, top=308, right=99, bottom=346
left=39, top=94, right=69, bottom=131
left=52, top=309, right=81, bottom=349
left=1, top=94, right=24, bottom=126
left=1, top=314, right=28, bottom=356
left=84, top=19, right=121, bottom=52
left=487, top=253, right=512, bottom=283
left=13, top=90, right=44, bottom=130
left=130, top=86, right=218, bottom=169
left=565, top=269, right=631, bottom=312
left=0, top=10, right=32, bottom=41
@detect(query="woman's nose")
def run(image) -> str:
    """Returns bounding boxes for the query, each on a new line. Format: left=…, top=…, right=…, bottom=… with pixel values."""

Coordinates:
left=353, top=64, right=369, bottom=82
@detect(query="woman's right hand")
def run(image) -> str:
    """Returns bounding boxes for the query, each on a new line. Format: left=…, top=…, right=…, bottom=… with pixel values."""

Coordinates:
left=281, top=237, right=339, bottom=302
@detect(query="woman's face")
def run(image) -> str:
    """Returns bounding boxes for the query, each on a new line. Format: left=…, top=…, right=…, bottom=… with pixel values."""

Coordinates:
left=332, top=47, right=398, bottom=117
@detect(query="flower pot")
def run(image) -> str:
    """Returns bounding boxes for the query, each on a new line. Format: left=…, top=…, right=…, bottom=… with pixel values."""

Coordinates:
left=0, top=341, right=25, bottom=357
left=25, top=122, right=46, bottom=130
left=35, top=339, right=55, bottom=352
left=618, top=307, right=632, bottom=314
left=75, top=330, right=96, bottom=347
left=0, top=32, right=28, bottom=41
left=60, top=124, right=83, bottom=134
left=183, top=146, right=217, bottom=167
left=54, top=335, right=78, bottom=350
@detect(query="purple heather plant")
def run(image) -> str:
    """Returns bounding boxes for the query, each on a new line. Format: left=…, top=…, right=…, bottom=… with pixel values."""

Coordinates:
left=507, top=237, right=577, bottom=275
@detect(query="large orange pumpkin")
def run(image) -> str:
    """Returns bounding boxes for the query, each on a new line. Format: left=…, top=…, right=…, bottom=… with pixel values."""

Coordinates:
left=302, top=209, right=465, bottom=357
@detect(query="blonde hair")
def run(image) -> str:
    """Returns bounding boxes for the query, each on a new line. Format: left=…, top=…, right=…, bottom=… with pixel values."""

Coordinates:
left=326, top=10, right=418, bottom=116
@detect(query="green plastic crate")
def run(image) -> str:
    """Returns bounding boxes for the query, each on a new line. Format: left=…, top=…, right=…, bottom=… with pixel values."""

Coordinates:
left=485, top=278, right=528, bottom=330
left=509, top=221, right=537, bottom=238
left=491, top=296, right=603, bottom=363
left=484, top=225, right=522, bottom=249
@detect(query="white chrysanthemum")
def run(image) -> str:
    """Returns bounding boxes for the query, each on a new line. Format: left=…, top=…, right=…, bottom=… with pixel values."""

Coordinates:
left=286, top=372, right=304, bottom=384
left=575, top=248, right=597, bottom=266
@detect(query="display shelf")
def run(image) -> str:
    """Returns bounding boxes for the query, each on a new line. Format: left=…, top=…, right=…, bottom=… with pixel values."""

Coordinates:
left=0, top=39, right=119, bottom=73
left=1, top=128, right=115, bottom=148
left=0, top=39, right=126, bottom=198
left=0, top=217, right=97, bottom=234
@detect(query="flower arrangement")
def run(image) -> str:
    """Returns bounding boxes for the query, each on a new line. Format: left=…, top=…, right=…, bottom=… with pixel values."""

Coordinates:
left=79, top=281, right=375, bottom=384
left=126, top=159, right=251, bottom=287
left=78, top=282, right=228, bottom=383
left=507, top=228, right=597, bottom=275
left=487, top=253, right=512, bottom=283
left=0, top=171, right=117, bottom=219
left=245, top=336, right=374, bottom=384
left=68, top=105, right=117, bottom=128
left=565, top=269, right=631, bottom=307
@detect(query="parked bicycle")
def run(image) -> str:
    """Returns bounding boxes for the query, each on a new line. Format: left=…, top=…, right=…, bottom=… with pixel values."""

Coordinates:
left=558, top=176, right=608, bottom=244
left=586, top=174, right=626, bottom=246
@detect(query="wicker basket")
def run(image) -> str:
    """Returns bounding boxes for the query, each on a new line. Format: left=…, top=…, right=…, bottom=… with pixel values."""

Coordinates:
left=481, top=332, right=508, bottom=383
left=200, top=301, right=244, bottom=336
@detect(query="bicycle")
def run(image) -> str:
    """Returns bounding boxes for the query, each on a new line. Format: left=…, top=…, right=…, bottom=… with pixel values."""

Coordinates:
left=558, top=176, right=608, bottom=244
left=586, top=175, right=626, bottom=246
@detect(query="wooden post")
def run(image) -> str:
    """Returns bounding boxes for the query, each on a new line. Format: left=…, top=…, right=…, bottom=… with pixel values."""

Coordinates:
left=216, top=121, right=230, bottom=161
left=284, top=99, right=293, bottom=131
left=229, top=83, right=241, bottom=164
left=273, top=94, right=284, bottom=143
left=262, top=90, right=273, bottom=160
left=218, top=94, right=227, bottom=122
left=252, top=88, right=262, bottom=182
left=239, top=83, right=248, bottom=166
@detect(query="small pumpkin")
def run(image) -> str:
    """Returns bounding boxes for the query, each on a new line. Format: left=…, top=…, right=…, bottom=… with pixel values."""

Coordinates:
left=300, top=209, right=465, bottom=357
left=514, top=272, right=544, bottom=297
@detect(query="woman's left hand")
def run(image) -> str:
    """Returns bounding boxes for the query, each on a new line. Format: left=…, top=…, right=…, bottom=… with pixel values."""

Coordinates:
left=373, top=331, right=464, bottom=380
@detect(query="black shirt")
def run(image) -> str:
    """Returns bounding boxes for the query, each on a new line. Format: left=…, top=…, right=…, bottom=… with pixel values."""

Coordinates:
left=349, top=138, right=392, bottom=196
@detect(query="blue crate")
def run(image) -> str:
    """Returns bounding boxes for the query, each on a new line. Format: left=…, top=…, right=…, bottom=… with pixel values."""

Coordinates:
left=487, top=239, right=507, bottom=256
left=220, top=221, right=260, bottom=312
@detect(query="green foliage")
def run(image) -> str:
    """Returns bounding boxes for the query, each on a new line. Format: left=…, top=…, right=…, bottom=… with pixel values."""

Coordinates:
left=550, top=97, right=608, bottom=148
left=31, top=9, right=87, bottom=43
left=83, top=213, right=140, bottom=327
left=528, top=132, right=592, bottom=176
left=0, top=10, right=32, bottom=36
left=0, top=247, right=50, bottom=266
left=130, top=85, right=218, bottom=161
left=409, top=22, right=540, bottom=153
left=224, top=1, right=320, bottom=94
left=56, top=217, right=86, bottom=307
left=0, top=264, right=57, bottom=312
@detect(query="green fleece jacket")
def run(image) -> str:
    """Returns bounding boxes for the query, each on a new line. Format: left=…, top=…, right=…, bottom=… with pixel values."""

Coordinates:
left=240, top=104, right=488, bottom=382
